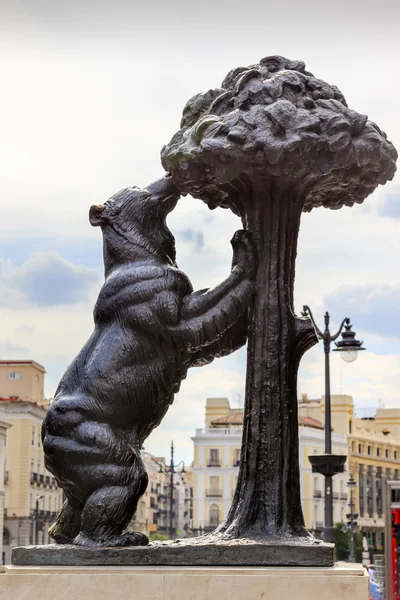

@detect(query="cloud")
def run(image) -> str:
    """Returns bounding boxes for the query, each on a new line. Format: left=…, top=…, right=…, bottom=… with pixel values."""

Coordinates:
left=176, top=228, right=204, bottom=250
left=0, top=251, right=100, bottom=308
left=0, top=338, right=29, bottom=358
left=324, top=282, right=400, bottom=340
left=378, top=187, right=400, bottom=220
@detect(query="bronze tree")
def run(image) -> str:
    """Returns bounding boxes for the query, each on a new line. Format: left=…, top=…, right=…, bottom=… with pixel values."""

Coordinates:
left=162, top=56, right=397, bottom=543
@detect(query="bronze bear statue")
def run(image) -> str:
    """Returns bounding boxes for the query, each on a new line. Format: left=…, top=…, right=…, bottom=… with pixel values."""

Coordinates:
left=42, top=175, right=255, bottom=547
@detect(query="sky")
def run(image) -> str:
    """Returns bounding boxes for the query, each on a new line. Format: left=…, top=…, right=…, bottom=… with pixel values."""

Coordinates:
left=1, top=0, right=399, bottom=465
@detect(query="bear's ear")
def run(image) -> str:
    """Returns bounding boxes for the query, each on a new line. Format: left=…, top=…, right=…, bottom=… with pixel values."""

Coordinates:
left=89, top=205, right=105, bottom=227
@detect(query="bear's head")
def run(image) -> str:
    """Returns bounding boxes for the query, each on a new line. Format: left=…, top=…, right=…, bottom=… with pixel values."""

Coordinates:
left=89, top=175, right=180, bottom=266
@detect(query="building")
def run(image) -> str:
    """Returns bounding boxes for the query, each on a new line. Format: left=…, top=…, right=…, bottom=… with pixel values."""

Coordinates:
left=0, top=418, right=11, bottom=564
left=0, top=399, right=64, bottom=564
left=298, top=415, right=348, bottom=533
left=191, top=397, right=349, bottom=535
left=299, top=393, right=400, bottom=550
left=0, top=361, right=48, bottom=408
left=130, top=450, right=192, bottom=539
left=0, top=359, right=62, bottom=564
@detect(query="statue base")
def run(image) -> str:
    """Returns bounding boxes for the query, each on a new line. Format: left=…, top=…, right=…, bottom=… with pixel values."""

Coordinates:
left=1, top=563, right=368, bottom=600
left=12, top=538, right=334, bottom=567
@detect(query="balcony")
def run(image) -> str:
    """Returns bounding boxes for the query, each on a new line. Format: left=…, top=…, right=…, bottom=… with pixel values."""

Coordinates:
left=158, top=493, right=167, bottom=501
left=315, top=521, right=324, bottom=529
left=150, top=502, right=158, bottom=510
left=39, top=474, right=45, bottom=484
left=45, top=476, right=51, bottom=485
left=332, top=492, right=339, bottom=500
left=31, top=472, right=38, bottom=484
left=233, top=460, right=240, bottom=467
left=340, top=493, right=348, bottom=500
left=207, top=460, right=222, bottom=467
left=313, top=490, right=322, bottom=498
left=195, top=428, right=243, bottom=436
left=206, top=489, right=223, bottom=497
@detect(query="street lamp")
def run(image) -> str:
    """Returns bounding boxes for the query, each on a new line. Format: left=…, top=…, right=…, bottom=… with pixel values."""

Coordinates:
left=159, top=441, right=185, bottom=540
left=302, top=306, right=365, bottom=544
left=346, top=473, right=358, bottom=563
left=35, top=494, right=44, bottom=545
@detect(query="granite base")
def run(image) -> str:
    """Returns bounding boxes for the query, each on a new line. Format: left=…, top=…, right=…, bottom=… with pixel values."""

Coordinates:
left=0, top=563, right=369, bottom=600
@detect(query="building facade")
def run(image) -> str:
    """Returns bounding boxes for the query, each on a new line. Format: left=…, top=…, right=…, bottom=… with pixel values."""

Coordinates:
left=0, top=418, right=11, bottom=564
left=0, top=361, right=48, bottom=408
left=0, top=360, right=62, bottom=564
left=0, top=399, right=64, bottom=564
left=192, top=397, right=353, bottom=536
left=130, top=450, right=192, bottom=539
left=299, top=393, right=400, bottom=550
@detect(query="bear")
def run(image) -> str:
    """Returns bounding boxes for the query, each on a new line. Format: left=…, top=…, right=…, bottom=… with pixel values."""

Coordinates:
left=41, top=175, right=255, bottom=548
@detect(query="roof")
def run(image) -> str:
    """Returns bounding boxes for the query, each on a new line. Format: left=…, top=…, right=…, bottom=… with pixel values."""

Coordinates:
left=298, top=416, right=324, bottom=430
left=211, top=411, right=323, bottom=430
left=0, top=360, right=46, bottom=372
left=211, top=412, right=244, bottom=426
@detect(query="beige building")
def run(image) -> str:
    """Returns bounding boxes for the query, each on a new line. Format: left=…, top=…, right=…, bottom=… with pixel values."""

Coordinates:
left=0, top=399, right=64, bottom=563
left=0, top=360, right=62, bottom=564
left=0, top=418, right=11, bottom=564
left=192, top=397, right=357, bottom=536
left=130, top=450, right=192, bottom=539
left=299, top=394, right=400, bottom=550
left=0, top=361, right=48, bottom=408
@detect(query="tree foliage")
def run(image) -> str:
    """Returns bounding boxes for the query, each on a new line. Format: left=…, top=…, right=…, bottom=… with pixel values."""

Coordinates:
left=162, top=55, right=397, bottom=216
left=334, top=523, right=363, bottom=562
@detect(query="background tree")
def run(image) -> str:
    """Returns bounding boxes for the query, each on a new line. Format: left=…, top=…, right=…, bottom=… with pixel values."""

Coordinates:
left=162, top=56, right=397, bottom=545
left=334, top=523, right=349, bottom=561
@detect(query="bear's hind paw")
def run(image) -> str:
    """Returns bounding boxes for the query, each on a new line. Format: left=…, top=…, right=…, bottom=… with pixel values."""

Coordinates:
left=74, top=531, right=149, bottom=548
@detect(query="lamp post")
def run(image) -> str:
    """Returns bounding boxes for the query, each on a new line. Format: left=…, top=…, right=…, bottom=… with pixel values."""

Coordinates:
left=346, top=473, right=358, bottom=563
left=302, top=306, right=365, bottom=543
left=159, top=441, right=185, bottom=540
left=35, top=494, right=43, bottom=545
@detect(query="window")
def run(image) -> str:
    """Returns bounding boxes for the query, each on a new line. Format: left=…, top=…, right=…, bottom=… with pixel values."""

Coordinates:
left=377, top=448, right=380, bottom=457
left=3, top=528, right=10, bottom=546
left=8, top=372, right=22, bottom=380
left=386, top=449, right=389, bottom=458
left=209, top=504, right=220, bottom=526
left=234, top=448, right=240, bottom=467
left=31, top=428, right=35, bottom=446
left=395, top=451, right=398, bottom=460
left=368, top=446, right=371, bottom=456
left=349, top=420, right=353, bottom=434
left=358, top=444, right=362, bottom=454
left=208, top=449, right=220, bottom=467
left=208, top=476, right=220, bottom=496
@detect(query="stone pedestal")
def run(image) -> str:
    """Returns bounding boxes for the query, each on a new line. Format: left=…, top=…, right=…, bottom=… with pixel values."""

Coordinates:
left=362, top=550, right=370, bottom=566
left=0, top=563, right=369, bottom=600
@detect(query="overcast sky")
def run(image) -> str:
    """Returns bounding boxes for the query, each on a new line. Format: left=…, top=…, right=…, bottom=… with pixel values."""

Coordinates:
left=1, top=0, right=399, bottom=464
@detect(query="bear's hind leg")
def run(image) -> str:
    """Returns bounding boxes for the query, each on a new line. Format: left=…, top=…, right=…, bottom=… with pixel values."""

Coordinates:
left=48, top=497, right=83, bottom=544
left=74, top=470, right=149, bottom=547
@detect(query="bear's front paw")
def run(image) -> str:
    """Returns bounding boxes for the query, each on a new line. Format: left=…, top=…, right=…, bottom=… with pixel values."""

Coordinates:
left=231, top=230, right=256, bottom=277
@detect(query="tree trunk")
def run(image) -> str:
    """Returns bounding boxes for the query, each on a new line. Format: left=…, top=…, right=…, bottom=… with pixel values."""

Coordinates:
left=218, top=176, right=317, bottom=540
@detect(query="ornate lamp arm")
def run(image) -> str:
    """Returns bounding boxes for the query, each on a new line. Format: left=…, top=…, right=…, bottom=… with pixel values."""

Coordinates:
left=302, top=305, right=324, bottom=338
left=330, top=317, right=350, bottom=342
